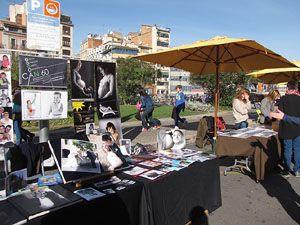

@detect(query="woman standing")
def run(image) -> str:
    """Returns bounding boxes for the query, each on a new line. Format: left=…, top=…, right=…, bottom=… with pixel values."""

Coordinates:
left=260, top=89, right=280, bottom=125
left=233, top=88, right=251, bottom=129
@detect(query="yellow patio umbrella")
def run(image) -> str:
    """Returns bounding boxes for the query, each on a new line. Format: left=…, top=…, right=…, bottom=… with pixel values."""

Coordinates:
left=247, top=67, right=300, bottom=84
left=134, top=36, right=296, bottom=138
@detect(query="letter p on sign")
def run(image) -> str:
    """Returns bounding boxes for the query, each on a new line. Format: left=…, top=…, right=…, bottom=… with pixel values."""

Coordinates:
left=31, top=0, right=41, bottom=11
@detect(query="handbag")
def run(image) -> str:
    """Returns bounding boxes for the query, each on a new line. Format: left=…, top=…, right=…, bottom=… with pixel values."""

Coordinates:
left=136, top=100, right=142, bottom=111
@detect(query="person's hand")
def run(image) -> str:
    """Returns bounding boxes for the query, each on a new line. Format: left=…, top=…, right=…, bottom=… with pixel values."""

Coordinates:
left=244, top=93, right=250, bottom=101
left=269, top=109, right=284, bottom=120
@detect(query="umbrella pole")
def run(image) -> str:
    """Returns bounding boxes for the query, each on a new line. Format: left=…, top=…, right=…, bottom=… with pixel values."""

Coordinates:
left=212, top=49, right=220, bottom=154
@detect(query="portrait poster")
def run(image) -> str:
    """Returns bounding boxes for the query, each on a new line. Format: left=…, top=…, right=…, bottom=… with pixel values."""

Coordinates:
left=0, top=107, right=13, bottom=144
left=95, top=62, right=117, bottom=102
left=70, top=60, right=94, bottom=99
left=21, top=89, right=68, bottom=121
left=19, top=55, right=67, bottom=88
left=72, top=100, right=94, bottom=134
left=0, top=53, right=12, bottom=107
left=61, top=139, right=101, bottom=173
left=98, top=117, right=123, bottom=140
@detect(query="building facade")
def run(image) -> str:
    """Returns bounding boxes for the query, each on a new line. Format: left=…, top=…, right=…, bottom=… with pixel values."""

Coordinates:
left=0, top=1, right=74, bottom=57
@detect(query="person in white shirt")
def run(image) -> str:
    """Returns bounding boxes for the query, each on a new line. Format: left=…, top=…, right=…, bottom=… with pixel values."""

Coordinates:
left=232, top=88, right=251, bottom=129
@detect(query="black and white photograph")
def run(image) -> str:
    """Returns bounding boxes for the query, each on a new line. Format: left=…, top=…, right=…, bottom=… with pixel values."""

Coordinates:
left=96, top=100, right=119, bottom=119
left=86, top=122, right=97, bottom=135
left=95, top=62, right=117, bottom=101
left=21, top=90, right=68, bottom=121
left=61, top=139, right=101, bottom=173
left=119, top=139, right=131, bottom=156
left=98, top=117, right=123, bottom=140
left=138, top=169, right=166, bottom=180
left=157, top=129, right=186, bottom=154
left=72, top=100, right=95, bottom=134
left=8, top=186, right=77, bottom=220
left=0, top=89, right=12, bottom=107
left=70, top=60, right=94, bottom=99
left=18, top=55, right=67, bottom=88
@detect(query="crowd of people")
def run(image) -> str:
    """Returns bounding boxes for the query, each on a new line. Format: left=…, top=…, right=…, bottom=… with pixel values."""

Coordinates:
left=232, top=81, right=300, bottom=178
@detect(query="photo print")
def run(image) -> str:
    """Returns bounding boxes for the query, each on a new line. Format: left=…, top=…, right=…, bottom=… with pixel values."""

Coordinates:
left=0, top=89, right=12, bottom=107
left=0, top=54, right=11, bottom=71
left=72, top=100, right=95, bottom=134
left=61, top=139, right=101, bottom=173
left=96, top=100, right=119, bottom=119
left=95, top=62, right=117, bottom=101
left=0, top=107, right=13, bottom=144
left=22, top=90, right=68, bottom=121
left=157, top=129, right=186, bottom=155
left=70, top=60, right=94, bottom=99
left=86, top=122, right=97, bottom=135
left=98, top=117, right=123, bottom=140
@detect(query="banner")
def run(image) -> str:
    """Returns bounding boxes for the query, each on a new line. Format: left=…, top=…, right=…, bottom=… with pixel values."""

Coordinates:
left=95, top=62, right=120, bottom=119
left=27, top=0, right=60, bottom=51
left=72, top=100, right=94, bottom=134
left=21, top=89, right=68, bottom=121
left=19, top=55, right=67, bottom=88
left=70, top=60, right=94, bottom=100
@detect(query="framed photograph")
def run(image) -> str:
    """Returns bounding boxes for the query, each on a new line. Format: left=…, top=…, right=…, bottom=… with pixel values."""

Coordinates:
left=119, top=139, right=131, bottom=156
left=61, top=139, right=101, bottom=174
left=21, top=89, right=68, bottom=121
left=72, top=100, right=95, bottom=134
left=70, top=60, right=94, bottom=99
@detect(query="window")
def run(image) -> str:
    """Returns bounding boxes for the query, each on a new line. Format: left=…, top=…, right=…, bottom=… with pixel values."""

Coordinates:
left=63, top=26, right=70, bottom=35
left=62, top=49, right=70, bottom=56
left=21, top=40, right=26, bottom=49
left=10, top=38, right=16, bottom=49
left=157, top=32, right=169, bottom=38
left=63, top=37, right=70, bottom=47
left=157, top=41, right=169, bottom=47
left=8, top=26, right=18, bottom=32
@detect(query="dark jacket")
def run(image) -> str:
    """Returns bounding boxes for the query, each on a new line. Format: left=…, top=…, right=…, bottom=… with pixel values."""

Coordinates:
left=278, top=94, right=300, bottom=139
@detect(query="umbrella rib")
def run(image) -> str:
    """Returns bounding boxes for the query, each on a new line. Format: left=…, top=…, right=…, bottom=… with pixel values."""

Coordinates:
left=170, top=48, right=201, bottom=67
left=222, top=45, right=244, bottom=71
left=198, top=46, right=216, bottom=74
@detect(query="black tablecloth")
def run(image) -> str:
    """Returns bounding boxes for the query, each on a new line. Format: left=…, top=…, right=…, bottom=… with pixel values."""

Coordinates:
left=122, top=158, right=222, bottom=225
left=16, top=158, right=221, bottom=225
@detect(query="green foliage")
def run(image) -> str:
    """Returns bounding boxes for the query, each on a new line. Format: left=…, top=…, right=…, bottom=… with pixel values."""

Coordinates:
left=73, top=140, right=96, bottom=152
left=116, top=57, right=157, bottom=104
left=190, top=72, right=257, bottom=106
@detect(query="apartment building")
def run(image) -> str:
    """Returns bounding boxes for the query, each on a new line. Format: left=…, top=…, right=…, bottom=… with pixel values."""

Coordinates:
left=0, top=1, right=74, bottom=57
left=80, top=34, right=102, bottom=59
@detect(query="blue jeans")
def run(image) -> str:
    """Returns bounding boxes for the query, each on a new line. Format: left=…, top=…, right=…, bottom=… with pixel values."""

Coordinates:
left=141, top=106, right=156, bottom=129
left=175, top=104, right=185, bottom=126
left=235, top=121, right=248, bottom=129
left=283, top=136, right=300, bottom=172
left=13, top=120, right=21, bottom=145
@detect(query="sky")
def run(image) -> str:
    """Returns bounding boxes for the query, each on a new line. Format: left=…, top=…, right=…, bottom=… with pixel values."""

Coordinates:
left=1, top=0, right=300, bottom=61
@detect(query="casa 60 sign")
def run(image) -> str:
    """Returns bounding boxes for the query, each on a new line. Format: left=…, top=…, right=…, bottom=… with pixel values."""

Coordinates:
left=27, top=0, right=61, bottom=51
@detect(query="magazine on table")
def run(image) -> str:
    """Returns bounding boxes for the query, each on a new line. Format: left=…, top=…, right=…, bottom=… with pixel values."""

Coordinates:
left=138, top=169, right=166, bottom=180
left=181, top=149, right=201, bottom=157
left=186, top=154, right=210, bottom=162
left=8, top=185, right=82, bottom=220
left=169, top=158, right=195, bottom=167
left=122, top=166, right=149, bottom=176
left=126, top=157, right=145, bottom=164
left=137, top=160, right=163, bottom=168
left=93, top=176, right=121, bottom=189
left=156, top=150, right=182, bottom=159
left=157, top=164, right=184, bottom=173
left=74, top=187, right=106, bottom=201
left=152, top=157, right=173, bottom=164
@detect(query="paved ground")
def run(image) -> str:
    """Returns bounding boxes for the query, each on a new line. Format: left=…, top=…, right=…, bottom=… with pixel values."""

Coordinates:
left=47, top=110, right=300, bottom=225
left=120, top=110, right=300, bottom=225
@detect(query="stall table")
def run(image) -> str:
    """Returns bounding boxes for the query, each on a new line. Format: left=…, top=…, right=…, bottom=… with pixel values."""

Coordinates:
left=215, top=134, right=282, bottom=181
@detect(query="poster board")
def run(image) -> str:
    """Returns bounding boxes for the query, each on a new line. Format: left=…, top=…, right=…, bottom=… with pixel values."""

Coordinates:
left=19, top=55, right=67, bottom=88
left=21, top=89, right=68, bottom=121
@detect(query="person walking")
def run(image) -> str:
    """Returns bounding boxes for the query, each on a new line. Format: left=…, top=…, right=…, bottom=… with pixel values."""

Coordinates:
left=260, top=89, right=280, bottom=125
left=277, top=80, right=300, bottom=178
left=174, top=85, right=186, bottom=129
left=233, top=87, right=251, bottom=129
left=139, top=89, right=159, bottom=131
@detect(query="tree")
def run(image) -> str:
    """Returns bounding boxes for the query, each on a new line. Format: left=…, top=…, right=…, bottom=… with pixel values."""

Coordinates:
left=116, top=57, right=158, bottom=104
left=190, top=72, right=258, bottom=106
